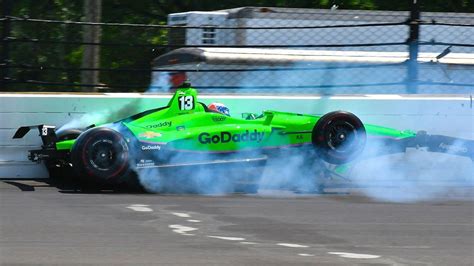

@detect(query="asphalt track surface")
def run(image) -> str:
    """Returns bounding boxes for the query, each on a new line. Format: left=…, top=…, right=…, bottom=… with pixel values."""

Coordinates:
left=1, top=180, right=473, bottom=266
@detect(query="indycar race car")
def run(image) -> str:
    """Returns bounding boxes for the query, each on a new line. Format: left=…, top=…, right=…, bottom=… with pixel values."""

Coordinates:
left=13, top=82, right=474, bottom=189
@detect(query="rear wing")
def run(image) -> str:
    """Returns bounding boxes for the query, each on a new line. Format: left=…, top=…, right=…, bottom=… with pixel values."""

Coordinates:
left=13, top=125, right=57, bottom=148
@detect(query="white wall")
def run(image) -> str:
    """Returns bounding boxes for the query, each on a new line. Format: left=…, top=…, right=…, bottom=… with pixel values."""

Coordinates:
left=0, top=93, right=472, bottom=178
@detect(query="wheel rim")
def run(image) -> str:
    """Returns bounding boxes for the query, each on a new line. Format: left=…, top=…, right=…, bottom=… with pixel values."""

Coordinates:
left=326, top=121, right=357, bottom=152
left=89, top=139, right=117, bottom=171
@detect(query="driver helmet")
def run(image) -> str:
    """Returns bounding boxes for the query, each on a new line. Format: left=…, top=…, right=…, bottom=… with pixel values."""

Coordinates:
left=208, top=102, right=230, bottom=116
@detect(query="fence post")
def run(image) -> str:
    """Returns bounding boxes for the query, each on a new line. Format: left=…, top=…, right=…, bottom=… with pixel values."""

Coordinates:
left=1, top=0, right=12, bottom=91
left=81, top=0, right=102, bottom=92
left=407, top=0, right=420, bottom=93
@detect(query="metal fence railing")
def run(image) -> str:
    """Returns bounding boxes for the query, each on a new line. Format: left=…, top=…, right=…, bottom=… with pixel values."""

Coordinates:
left=1, top=3, right=473, bottom=94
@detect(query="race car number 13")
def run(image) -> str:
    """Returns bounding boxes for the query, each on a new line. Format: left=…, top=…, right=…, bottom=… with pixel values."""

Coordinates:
left=178, top=96, right=194, bottom=110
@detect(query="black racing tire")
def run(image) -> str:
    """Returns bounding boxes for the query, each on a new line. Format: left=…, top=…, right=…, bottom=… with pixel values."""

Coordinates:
left=45, top=128, right=84, bottom=179
left=71, top=127, right=130, bottom=184
left=312, top=111, right=366, bottom=165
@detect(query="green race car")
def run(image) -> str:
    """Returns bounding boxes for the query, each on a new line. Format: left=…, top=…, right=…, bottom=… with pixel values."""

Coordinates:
left=13, top=82, right=474, bottom=188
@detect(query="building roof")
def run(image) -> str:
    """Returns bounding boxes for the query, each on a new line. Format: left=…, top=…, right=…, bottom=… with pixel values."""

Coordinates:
left=215, top=6, right=473, bottom=23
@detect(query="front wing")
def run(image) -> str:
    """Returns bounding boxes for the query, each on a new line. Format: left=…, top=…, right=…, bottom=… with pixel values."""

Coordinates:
left=365, top=131, right=473, bottom=160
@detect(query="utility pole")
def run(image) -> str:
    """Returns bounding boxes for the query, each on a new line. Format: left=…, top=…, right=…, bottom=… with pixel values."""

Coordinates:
left=81, top=0, right=102, bottom=92
left=407, top=0, right=420, bottom=94
left=1, top=0, right=12, bottom=91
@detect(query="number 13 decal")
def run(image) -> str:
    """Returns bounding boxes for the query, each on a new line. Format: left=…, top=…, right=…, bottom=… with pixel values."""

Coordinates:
left=42, top=127, right=48, bottom=136
left=178, top=96, right=194, bottom=110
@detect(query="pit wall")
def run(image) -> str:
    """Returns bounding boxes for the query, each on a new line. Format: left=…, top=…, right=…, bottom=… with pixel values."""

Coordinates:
left=0, top=93, right=472, bottom=178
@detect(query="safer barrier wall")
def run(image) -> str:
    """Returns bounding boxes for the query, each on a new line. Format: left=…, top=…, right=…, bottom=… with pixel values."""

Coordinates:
left=0, top=93, right=472, bottom=178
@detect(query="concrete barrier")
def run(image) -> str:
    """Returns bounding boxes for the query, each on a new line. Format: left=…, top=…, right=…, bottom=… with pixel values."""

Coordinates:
left=1, top=93, right=472, bottom=178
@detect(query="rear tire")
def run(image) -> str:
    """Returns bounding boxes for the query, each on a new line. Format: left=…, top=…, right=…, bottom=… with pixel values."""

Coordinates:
left=312, top=111, right=366, bottom=165
left=71, top=127, right=130, bottom=185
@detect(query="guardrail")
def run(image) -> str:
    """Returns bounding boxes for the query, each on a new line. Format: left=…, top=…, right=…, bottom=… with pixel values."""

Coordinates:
left=1, top=93, right=472, bottom=178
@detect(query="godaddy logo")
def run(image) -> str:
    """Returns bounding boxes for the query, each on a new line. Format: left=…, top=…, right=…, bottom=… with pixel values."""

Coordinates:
left=146, top=121, right=172, bottom=128
left=198, top=130, right=264, bottom=144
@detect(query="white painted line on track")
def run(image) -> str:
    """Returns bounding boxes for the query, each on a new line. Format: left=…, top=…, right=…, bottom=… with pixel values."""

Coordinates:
left=355, top=245, right=431, bottom=249
left=328, top=252, right=380, bottom=259
left=126, top=205, right=153, bottom=212
left=298, top=253, right=315, bottom=257
left=277, top=243, right=309, bottom=248
left=240, top=242, right=258, bottom=245
left=187, top=219, right=201, bottom=223
left=208, top=236, right=246, bottom=241
left=169, top=224, right=198, bottom=236
left=171, top=212, right=191, bottom=218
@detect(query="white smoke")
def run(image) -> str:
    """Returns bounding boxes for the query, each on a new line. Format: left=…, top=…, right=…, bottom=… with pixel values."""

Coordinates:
left=126, top=126, right=474, bottom=199
left=258, top=149, right=320, bottom=194
left=135, top=160, right=238, bottom=195
left=58, top=70, right=172, bottom=132
left=58, top=111, right=112, bottom=132
left=132, top=128, right=326, bottom=196
left=347, top=139, right=474, bottom=202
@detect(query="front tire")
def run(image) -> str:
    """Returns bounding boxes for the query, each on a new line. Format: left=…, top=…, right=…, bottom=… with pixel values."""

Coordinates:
left=312, top=111, right=366, bottom=164
left=71, top=127, right=130, bottom=185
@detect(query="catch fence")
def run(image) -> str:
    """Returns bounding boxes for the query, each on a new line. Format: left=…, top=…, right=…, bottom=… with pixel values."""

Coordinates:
left=1, top=3, right=473, bottom=94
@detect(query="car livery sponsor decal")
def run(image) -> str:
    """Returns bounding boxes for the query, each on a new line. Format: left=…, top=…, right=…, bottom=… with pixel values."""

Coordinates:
left=146, top=121, right=172, bottom=128
left=198, top=130, right=264, bottom=144
left=141, top=145, right=162, bottom=151
left=139, top=131, right=162, bottom=139
left=137, top=159, right=156, bottom=167
left=212, top=116, right=226, bottom=122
